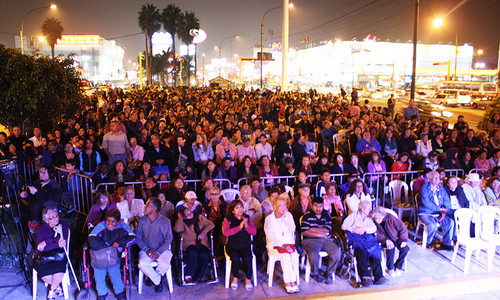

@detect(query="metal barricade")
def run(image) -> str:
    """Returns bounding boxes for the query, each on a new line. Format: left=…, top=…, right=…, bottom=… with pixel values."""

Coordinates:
left=54, top=167, right=94, bottom=215
left=362, top=171, right=421, bottom=207
left=469, top=168, right=490, bottom=175
left=444, top=169, right=464, bottom=178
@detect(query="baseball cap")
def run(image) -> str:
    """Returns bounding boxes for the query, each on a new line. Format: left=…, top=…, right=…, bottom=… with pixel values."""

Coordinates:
left=185, top=191, right=197, bottom=199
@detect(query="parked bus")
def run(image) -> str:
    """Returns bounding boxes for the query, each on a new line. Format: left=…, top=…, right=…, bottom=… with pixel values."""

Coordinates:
left=437, top=80, right=498, bottom=100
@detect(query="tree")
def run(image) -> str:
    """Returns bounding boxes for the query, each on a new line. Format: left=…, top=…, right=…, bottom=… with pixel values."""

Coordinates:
left=178, top=11, right=200, bottom=86
left=161, top=4, right=181, bottom=87
left=138, top=4, right=161, bottom=86
left=151, top=50, right=170, bottom=87
left=0, top=44, right=84, bottom=131
left=41, top=17, right=63, bottom=58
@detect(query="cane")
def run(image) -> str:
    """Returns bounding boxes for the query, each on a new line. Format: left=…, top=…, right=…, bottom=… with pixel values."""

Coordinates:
left=54, top=224, right=81, bottom=291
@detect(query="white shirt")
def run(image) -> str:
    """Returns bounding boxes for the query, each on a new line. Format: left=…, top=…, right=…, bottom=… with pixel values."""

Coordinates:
left=264, top=211, right=296, bottom=251
left=131, top=145, right=145, bottom=161
left=346, top=192, right=371, bottom=215
left=117, top=198, right=145, bottom=223
left=255, top=142, right=273, bottom=160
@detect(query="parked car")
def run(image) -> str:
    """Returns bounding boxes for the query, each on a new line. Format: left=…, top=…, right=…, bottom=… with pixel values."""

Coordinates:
left=430, top=93, right=458, bottom=107
left=471, top=97, right=494, bottom=109
left=399, top=99, right=451, bottom=122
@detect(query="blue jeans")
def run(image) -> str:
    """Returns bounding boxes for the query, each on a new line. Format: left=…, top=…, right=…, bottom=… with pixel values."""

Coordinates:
left=419, top=214, right=454, bottom=247
left=94, top=263, right=124, bottom=296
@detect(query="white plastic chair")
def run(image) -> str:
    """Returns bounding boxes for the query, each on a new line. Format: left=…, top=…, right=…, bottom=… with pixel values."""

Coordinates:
left=221, top=189, right=241, bottom=203
left=138, top=261, right=174, bottom=293
left=224, top=240, right=257, bottom=288
left=451, top=208, right=494, bottom=274
left=284, top=185, right=294, bottom=197
left=304, top=250, right=335, bottom=283
left=388, top=180, right=416, bottom=226
left=478, top=206, right=500, bottom=246
left=33, top=230, right=71, bottom=300
left=267, top=247, right=300, bottom=287
left=332, top=133, right=340, bottom=152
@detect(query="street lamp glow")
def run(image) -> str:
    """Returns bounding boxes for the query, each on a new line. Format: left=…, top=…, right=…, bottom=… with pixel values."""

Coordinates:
left=288, top=3, right=294, bottom=8
left=38, top=36, right=45, bottom=42
left=477, top=49, right=483, bottom=55
left=433, top=18, right=443, bottom=27
left=50, top=4, right=57, bottom=9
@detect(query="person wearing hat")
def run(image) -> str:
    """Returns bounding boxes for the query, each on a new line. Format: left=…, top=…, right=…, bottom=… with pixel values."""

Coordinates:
left=422, top=151, right=440, bottom=171
left=236, top=136, right=257, bottom=164
left=462, top=173, right=487, bottom=211
left=176, top=191, right=203, bottom=215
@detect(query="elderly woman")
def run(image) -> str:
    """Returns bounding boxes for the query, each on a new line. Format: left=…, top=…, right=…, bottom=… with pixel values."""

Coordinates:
left=239, top=185, right=263, bottom=229
left=444, top=176, right=469, bottom=217
left=116, top=186, right=144, bottom=226
left=176, top=191, right=203, bottom=214
left=371, top=206, right=409, bottom=278
left=484, top=176, right=500, bottom=207
left=33, top=207, right=69, bottom=300
left=89, top=209, right=135, bottom=300
left=264, top=196, right=299, bottom=294
left=88, top=191, right=118, bottom=228
left=174, top=207, right=215, bottom=284
left=342, top=201, right=387, bottom=287
left=222, top=199, right=257, bottom=291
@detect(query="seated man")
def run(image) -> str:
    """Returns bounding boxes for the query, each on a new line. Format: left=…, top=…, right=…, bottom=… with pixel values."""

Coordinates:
left=136, top=198, right=173, bottom=293
left=300, top=197, right=341, bottom=284
left=342, top=200, right=387, bottom=287
left=371, top=206, right=409, bottom=277
left=418, top=171, right=454, bottom=250
left=315, top=168, right=332, bottom=197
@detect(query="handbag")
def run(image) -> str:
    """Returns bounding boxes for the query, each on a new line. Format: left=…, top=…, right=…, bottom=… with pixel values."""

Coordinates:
left=35, top=248, right=65, bottom=265
left=90, top=246, right=119, bottom=269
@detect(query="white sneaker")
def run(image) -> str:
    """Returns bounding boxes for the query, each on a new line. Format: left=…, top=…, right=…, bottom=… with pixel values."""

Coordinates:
left=395, top=269, right=404, bottom=277
left=387, top=269, right=397, bottom=278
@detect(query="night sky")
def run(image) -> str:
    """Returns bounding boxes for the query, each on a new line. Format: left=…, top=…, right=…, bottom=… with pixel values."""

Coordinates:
left=1, top=0, right=499, bottom=68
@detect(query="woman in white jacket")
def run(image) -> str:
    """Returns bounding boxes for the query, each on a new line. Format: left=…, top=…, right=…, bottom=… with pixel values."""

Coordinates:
left=264, top=196, right=299, bottom=294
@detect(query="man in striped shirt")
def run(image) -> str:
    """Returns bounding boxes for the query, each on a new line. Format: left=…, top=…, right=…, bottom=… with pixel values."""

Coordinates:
left=300, top=197, right=341, bottom=284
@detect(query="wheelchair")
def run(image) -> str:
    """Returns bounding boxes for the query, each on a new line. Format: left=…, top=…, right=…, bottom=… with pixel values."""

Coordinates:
left=178, top=230, right=219, bottom=286
left=77, top=241, right=134, bottom=300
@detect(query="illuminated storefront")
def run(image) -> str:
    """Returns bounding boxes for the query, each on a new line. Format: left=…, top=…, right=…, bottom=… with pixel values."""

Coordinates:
left=39, top=35, right=124, bottom=83
left=259, top=38, right=477, bottom=89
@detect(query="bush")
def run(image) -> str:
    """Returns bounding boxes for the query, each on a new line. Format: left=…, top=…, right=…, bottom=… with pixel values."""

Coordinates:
left=0, top=44, right=84, bottom=131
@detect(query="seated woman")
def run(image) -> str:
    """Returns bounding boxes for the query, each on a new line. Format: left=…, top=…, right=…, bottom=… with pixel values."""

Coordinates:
left=174, top=207, right=215, bottom=284
left=33, top=207, right=68, bottom=300
left=197, top=177, right=215, bottom=205
left=141, top=177, right=161, bottom=200
left=88, top=191, right=118, bottom=228
left=167, top=176, right=187, bottom=206
left=264, top=196, right=299, bottom=294
left=237, top=156, right=258, bottom=180
left=342, top=200, right=387, bottom=287
left=391, top=152, right=411, bottom=180
left=258, top=155, right=279, bottom=188
left=444, top=176, right=468, bottom=217
left=108, top=160, right=133, bottom=184
left=262, top=186, right=281, bottom=217
left=134, top=159, right=157, bottom=182
left=203, top=186, right=226, bottom=255
left=88, top=209, right=135, bottom=300
left=322, top=182, right=344, bottom=218
left=345, top=179, right=371, bottom=215
left=116, top=186, right=144, bottom=227
left=222, top=199, right=257, bottom=291
left=367, top=151, right=387, bottom=189
left=484, top=176, right=500, bottom=207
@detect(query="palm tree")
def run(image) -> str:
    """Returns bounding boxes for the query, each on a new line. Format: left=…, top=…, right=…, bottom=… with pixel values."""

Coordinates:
left=161, top=4, right=181, bottom=87
left=41, top=17, right=63, bottom=58
left=178, top=11, right=200, bottom=86
left=138, top=4, right=161, bottom=85
left=151, top=50, right=170, bottom=87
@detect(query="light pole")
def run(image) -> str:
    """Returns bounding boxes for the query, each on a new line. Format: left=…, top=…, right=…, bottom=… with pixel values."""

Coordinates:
left=433, top=18, right=459, bottom=80
left=281, top=0, right=290, bottom=92
left=410, top=0, right=419, bottom=102
left=202, top=53, right=205, bottom=86
left=218, top=35, right=238, bottom=77
left=20, top=4, right=57, bottom=55
left=260, top=3, right=293, bottom=89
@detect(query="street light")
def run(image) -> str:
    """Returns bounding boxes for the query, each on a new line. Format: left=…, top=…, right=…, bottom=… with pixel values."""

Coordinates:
left=410, top=0, right=419, bottom=102
left=433, top=17, right=459, bottom=80
left=20, top=4, right=57, bottom=55
left=218, top=35, right=238, bottom=77
left=260, top=3, right=294, bottom=89
left=477, top=49, right=483, bottom=55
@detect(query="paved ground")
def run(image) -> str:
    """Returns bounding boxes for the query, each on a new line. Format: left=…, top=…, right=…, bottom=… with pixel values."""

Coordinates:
left=2, top=235, right=500, bottom=300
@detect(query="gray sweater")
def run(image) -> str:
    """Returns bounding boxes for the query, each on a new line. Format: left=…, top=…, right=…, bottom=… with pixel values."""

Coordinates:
left=136, top=214, right=173, bottom=254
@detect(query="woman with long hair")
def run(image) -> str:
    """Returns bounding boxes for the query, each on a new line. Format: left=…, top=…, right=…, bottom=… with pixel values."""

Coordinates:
left=79, top=138, right=101, bottom=176
left=192, top=132, right=214, bottom=177
left=345, top=179, right=371, bottom=215
left=88, top=191, right=118, bottom=227
left=108, top=160, right=133, bottom=183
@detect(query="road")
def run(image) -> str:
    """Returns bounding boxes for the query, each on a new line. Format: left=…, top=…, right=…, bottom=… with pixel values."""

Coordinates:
left=366, top=96, right=485, bottom=130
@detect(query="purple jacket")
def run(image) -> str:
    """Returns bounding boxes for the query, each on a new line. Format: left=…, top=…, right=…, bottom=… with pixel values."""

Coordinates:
left=88, top=203, right=119, bottom=226
left=34, top=220, right=69, bottom=257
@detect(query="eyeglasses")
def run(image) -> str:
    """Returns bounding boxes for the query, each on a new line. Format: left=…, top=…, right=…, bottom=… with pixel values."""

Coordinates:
left=210, top=193, right=219, bottom=196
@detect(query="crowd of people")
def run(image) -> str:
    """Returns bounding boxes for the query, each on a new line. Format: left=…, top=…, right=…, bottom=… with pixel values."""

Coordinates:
left=4, top=86, right=500, bottom=298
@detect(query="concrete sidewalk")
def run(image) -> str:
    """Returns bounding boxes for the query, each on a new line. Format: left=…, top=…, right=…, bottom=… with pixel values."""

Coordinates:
left=2, top=238, right=500, bottom=300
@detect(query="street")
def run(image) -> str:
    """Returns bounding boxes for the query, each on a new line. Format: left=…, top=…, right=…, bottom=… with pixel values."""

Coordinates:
left=366, top=96, right=485, bottom=130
